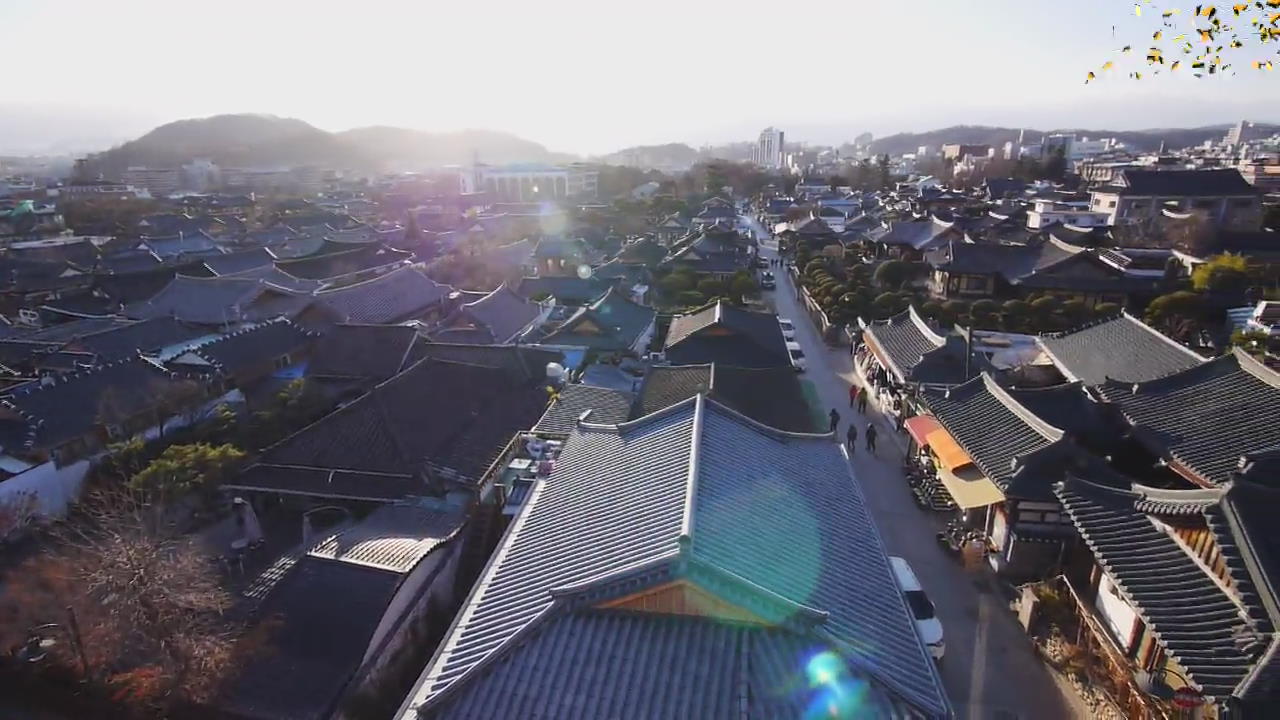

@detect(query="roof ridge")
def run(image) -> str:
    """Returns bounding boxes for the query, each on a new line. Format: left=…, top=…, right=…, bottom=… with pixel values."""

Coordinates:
left=1232, top=347, right=1280, bottom=390
left=906, top=305, right=947, bottom=347
left=580, top=393, right=698, bottom=433
left=678, top=394, right=705, bottom=546
left=980, top=373, right=1066, bottom=441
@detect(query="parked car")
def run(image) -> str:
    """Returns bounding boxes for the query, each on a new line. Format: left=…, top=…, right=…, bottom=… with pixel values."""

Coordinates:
left=785, top=341, right=806, bottom=372
left=760, top=271, right=776, bottom=289
left=888, top=556, right=945, bottom=660
left=777, top=317, right=796, bottom=341
left=754, top=255, right=769, bottom=269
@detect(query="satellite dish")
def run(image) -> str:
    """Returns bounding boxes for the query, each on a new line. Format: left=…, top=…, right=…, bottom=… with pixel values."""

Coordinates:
left=546, top=362, right=566, bottom=380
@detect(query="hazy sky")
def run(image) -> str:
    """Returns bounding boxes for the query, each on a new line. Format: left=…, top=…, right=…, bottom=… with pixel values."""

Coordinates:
left=4, top=0, right=1280, bottom=155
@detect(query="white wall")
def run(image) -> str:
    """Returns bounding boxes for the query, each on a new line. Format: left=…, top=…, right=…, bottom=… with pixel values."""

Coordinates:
left=0, top=457, right=91, bottom=531
left=1095, top=571, right=1140, bottom=652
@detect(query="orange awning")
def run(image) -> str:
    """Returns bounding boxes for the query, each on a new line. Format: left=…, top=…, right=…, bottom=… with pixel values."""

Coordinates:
left=925, top=428, right=974, bottom=472
left=904, top=415, right=942, bottom=447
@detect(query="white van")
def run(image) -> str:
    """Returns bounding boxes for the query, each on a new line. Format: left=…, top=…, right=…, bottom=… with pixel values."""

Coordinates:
left=785, top=341, right=806, bottom=372
left=777, top=317, right=797, bottom=341
left=888, top=556, right=945, bottom=660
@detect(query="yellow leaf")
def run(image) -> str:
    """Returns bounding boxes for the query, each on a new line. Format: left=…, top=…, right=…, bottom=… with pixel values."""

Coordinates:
left=1103, top=61, right=1115, bottom=70
left=1172, top=60, right=1182, bottom=69
left=1155, top=30, right=1163, bottom=40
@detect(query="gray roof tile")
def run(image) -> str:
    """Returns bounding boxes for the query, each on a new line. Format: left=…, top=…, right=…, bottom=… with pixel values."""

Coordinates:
left=533, top=384, right=633, bottom=435
left=404, top=397, right=948, bottom=717
left=1096, top=350, right=1280, bottom=487
left=1040, top=313, right=1205, bottom=385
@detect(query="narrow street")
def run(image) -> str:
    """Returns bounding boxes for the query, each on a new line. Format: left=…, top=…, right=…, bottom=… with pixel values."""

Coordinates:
left=743, top=214, right=1081, bottom=720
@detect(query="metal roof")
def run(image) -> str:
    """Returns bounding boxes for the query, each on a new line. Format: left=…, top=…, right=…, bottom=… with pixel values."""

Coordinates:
left=401, top=396, right=949, bottom=718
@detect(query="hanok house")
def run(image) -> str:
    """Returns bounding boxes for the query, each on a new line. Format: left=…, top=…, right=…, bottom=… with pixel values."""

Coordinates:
left=429, top=283, right=549, bottom=345
left=654, top=212, right=691, bottom=245
left=865, top=215, right=959, bottom=261
left=275, top=243, right=413, bottom=286
left=1089, top=168, right=1263, bottom=230
left=1094, top=349, right=1280, bottom=490
left=304, top=324, right=420, bottom=400
left=124, top=275, right=314, bottom=327
left=395, top=396, right=951, bottom=720
left=166, top=318, right=317, bottom=402
left=538, top=287, right=657, bottom=357
left=226, top=356, right=554, bottom=506
left=925, top=235, right=1159, bottom=307
left=0, top=356, right=203, bottom=521
left=663, top=299, right=791, bottom=369
left=222, top=502, right=468, bottom=720
left=300, top=266, right=454, bottom=328
left=659, top=227, right=753, bottom=280
left=632, top=363, right=820, bottom=433
left=1053, top=477, right=1280, bottom=716
left=1037, top=311, right=1206, bottom=386
left=857, top=306, right=990, bottom=412
left=917, top=374, right=1125, bottom=578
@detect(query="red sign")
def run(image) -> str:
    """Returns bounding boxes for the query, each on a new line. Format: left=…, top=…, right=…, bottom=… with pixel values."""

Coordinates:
left=1172, top=686, right=1205, bottom=709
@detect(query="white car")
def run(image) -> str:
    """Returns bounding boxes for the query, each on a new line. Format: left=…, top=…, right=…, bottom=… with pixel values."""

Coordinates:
left=785, top=341, right=806, bottom=372
left=777, top=318, right=796, bottom=341
left=889, top=556, right=945, bottom=660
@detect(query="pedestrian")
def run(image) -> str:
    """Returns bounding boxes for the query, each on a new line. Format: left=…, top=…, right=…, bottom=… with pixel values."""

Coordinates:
left=857, top=389, right=868, bottom=414
left=849, top=383, right=859, bottom=408
left=828, top=408, right=840, bottom=433
left=846, top=423, right=858, bottom=453
left=865, top=423, right=878, bottom=455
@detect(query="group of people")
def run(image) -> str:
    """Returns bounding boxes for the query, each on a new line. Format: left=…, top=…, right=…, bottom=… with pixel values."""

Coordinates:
left=828, top=386, right=878, bottom=456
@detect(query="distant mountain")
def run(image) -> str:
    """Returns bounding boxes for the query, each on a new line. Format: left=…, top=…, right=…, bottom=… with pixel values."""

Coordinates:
left=77, top=114, right=574, bottom=178
left=866, top=124, right=1242, bottom=156
left=596, top=143, right=699, bottom=169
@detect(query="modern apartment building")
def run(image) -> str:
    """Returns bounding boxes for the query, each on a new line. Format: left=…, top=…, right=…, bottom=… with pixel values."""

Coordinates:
left=751, top=127, right=785, bottom=168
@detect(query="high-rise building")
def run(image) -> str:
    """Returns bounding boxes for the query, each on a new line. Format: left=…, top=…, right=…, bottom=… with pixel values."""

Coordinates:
left=751, top=127, right=785, bottom=168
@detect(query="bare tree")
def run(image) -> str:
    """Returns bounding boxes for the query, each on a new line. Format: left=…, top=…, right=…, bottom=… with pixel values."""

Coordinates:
left=1, top=489, right=239, bottom=712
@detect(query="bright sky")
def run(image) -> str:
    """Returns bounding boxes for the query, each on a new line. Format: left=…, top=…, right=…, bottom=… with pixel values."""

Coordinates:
left=3, top=0, right=1279, bottom=155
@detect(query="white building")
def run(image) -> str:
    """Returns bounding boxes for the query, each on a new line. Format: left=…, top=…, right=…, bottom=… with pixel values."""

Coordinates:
left=751, top=127, right=785, bottom=169
left=121, top=166, right=181, bottom=195
left=1026, top=198, right=1110, bottom=230
left=466, top=163, right=599, bottom=201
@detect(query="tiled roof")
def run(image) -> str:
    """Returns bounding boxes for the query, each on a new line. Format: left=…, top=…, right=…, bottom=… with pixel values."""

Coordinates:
left=664, top=300, right=789, bottom=368
left=421, top=612, right=905, bottom=720
left=312, top=266, right=451, bottom=324
left=1039, top=312, right=1205, bottom=385
left=634, top=364, right=819, bottom=433
left=203, top=247, right=274, bottom=276
left=927, top=236, right=1082, bottom=278
left=863, top=306, right=979, bottom=385
left=406, top=342, right=563, bottom=383
left=875, top=218, right=955, bottom=251
left=514, top=275, right=607, bottom=305
left=305, top=324, right=418, bottom=382
left=540, top=287, right=656, bottom=352
left=275, top=243, right=411, bottom=281
left=141, top=231, right=220, bottom=259
left=179, top=319, right=315, bottom=375
left=1055, top=478, right=1277, bottom=700
left=1116, top=168, right=1257, bottom=197
left=0, top=356, right=190, bottom=451
left=70, top=317, right=207, bottom=362
left=307, top=503, right=464, bottom=573
left=921, top=374, right=1065, bottom=497
left=404, top=397, right=949, bottom=718
left=1096, top=350, right=1280, bottom=487
left=222, top=558, right=402, bottom=720
left=250, top=357, right=550, bottom=486
left=96, top=249, right=162, bottom=275
left=452, top=284, right=541, bottom=344
left=532, top=384, right=634, bottom=435
left=123, top=275, right=312, bottom=325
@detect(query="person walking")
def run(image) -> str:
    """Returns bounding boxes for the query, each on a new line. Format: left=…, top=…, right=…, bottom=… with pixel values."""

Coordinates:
left=856, top=388, right=869, bottom=414
left=845, top=423, right=858, bottom=454
left=865, top=423, right=878, bottom=455
left=849, top=384, right=860, bottom=408
left=829, top=408, right=840, bottom=433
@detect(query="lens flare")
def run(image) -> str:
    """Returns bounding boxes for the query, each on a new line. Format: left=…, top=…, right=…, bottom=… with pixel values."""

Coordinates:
left=802, top=652, right=872, bottom=719
left=576, top=264, right=592, bottom=279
